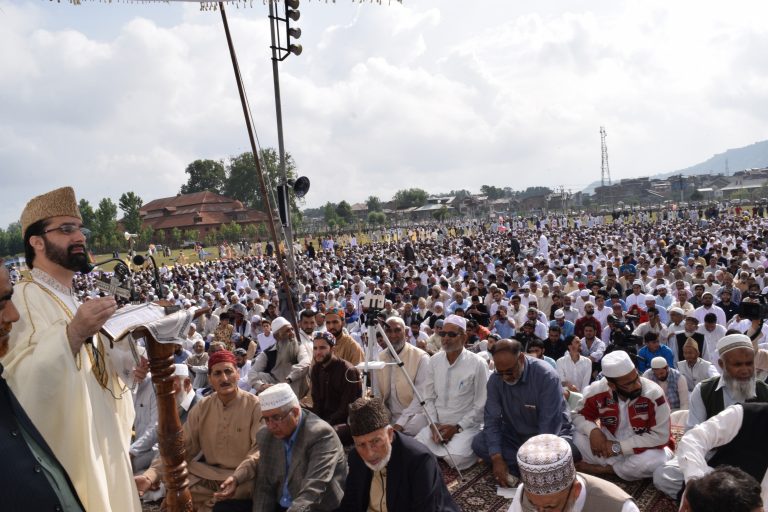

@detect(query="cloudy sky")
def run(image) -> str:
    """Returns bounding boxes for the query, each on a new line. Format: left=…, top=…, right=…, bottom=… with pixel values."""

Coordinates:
left=1, top=0, right=767, bottom=228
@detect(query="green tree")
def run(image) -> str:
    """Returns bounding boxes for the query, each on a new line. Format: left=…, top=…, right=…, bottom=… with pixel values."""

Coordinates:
left=335, top=201, right=353, bottom=224
left=169, top=227, right=183, bottom=248
left=182, top=229, right=200, bottom=243
left=204, top=229, right=220, bottom=248
left=393, top=188, right=428, bottom=209
left=432, top=205, right=449, bottom=222
left=5, top=223, right=23, bottom=256
left=689, top=190, right=704, bottom=201
left=366, top=195, right=383, bottom=212
left=138, top=226, right=154, bottom=250
left=480, top=185, right=506, bottom=200
left=119, top=191, right=144, bottom=235
left=223, top=149, right=301, bottom=220
left=78, top=199, right=97, bottom=231
left=94, top=198, right=118, bottom=251
left=180, top=159, right=226, bottom=194
left=244, top=223, right=257, bottom=241
left=367, top=211, right=386, bottom=225
left=220, top=221, right=242, bottom=242
left=323, top=202, right=339, bottom=225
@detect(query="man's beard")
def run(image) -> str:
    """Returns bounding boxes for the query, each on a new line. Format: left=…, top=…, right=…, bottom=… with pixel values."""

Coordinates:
left=276, top=335, right=300, bottom=367
left=45, top=238, right=90, bottom=273
left=175, top=387, right=191, bottom=407
left=723, top=373, right=757, bottom=402
left=363, top=440, right=392, bottom=472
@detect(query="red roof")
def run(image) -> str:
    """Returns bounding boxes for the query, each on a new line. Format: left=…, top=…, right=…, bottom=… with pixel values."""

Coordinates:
left=140, top=191, right=267, bottom=231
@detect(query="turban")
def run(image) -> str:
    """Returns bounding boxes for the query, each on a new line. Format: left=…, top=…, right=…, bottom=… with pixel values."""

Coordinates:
left=517, top=434, right=576, bottom=496
left=347, top=398, right=390, bottom=437
left=208, top=350, right=237, bottom=372
left=20, top=186, right=81, bottom=236
left=602, top=350, right=635, bottom=378
left=259, top=383, right=298, bottom=411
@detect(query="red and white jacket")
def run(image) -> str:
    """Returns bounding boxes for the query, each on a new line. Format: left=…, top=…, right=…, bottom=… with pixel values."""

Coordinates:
left=573, top=377, right=674, bottom=455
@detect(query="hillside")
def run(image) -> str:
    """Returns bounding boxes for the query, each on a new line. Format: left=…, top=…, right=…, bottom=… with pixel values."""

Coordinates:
left=582, top=139, right=768, bottom=194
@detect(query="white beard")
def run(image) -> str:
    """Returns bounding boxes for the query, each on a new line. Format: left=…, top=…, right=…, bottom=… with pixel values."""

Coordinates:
left=723, top=373, right=757, bottom=402
left=363, top=441, right=392, bottom=472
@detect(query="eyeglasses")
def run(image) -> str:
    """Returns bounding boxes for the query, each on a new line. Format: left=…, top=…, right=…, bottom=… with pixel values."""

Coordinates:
left=438, top=331, right=461, bottom=338
left=263, top=410, right=293, bottom=425
left=494, top=368, right=517, bottom=377
left=42, top=224, right=91, bottom=239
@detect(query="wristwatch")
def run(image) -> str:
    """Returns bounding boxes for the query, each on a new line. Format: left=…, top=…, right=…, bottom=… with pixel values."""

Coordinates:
left=611, top=442, right=621, bottom=455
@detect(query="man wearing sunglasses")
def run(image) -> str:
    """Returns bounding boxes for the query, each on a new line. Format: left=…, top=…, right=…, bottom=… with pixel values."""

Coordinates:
left=415, top=314, right=488, bottom=470
left=3, top=187, right=147, bottom=511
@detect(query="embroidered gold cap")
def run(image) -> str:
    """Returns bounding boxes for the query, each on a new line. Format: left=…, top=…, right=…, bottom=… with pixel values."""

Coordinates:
left=20, top=187, right=81, bottom=236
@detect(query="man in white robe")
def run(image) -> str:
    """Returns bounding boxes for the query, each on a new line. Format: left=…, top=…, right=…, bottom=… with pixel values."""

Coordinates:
left=1, top=187, right=144, bottom=512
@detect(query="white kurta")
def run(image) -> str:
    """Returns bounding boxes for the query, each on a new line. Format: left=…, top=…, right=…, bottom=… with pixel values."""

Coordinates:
left=2, top=278, right=141, bottom=512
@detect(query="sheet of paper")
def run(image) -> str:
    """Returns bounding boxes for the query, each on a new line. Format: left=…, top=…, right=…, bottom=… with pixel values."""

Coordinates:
left=496, top=485, right=518, bottom=499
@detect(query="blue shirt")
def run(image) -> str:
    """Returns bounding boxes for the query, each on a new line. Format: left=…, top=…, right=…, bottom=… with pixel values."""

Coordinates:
left=279, top=410, right=305, bottom=508
left=493, top=319, right=515, bottom=339
left=549, top=319, right=575, bottom=339
left=637, top=344, right=675, bottom=373
left=483, top=356, right=573, bottom=457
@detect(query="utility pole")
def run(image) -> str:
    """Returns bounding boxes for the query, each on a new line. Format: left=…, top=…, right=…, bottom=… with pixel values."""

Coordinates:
left=679, top=174, right=684, bottom=203
left=269, top=0, right=304, bottom=276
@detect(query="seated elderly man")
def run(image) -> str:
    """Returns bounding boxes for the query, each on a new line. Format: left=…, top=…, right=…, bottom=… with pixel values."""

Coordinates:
left=573, top=350, right=674, bottom=481
left=415, top=315, right=488, bottom=470
left=642, top=356, right=689, bottom=411
left=509, top=434, right=639, bottom=512
left=187, top=339, right=210, bottom=389
left=374, top=316, right=431, bottom=436
left=472, top=339, right=577, bottom=487
left=336, top=398, right=461, bottom=512
left=135, top=351, right=261, bottom=512
left=309, top=331, right=362, bottom=445
left=248, top=317, right=311, bottom=399
left=217, top=383, right=347, bottom=511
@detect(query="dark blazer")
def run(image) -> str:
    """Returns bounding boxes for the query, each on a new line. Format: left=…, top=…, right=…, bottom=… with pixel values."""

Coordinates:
left=252, top=409, right=347, bottom=512
left=335, top=431, right=460, bottom=512
left=0, top=363, right=84, bottom=511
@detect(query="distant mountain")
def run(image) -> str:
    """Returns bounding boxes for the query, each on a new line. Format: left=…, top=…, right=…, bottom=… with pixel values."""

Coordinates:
left=582, top=139, right=768, bottom=194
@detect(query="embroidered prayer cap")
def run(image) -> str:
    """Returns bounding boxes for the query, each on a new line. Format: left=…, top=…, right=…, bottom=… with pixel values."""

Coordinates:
left=444, top=314, right=466, bottom=331
left=174, top=363, right=189, bottom=378
left=553, top=309, right=565, bottom=319
left=683, top=337, right=700, bottom=355
left=669, top=307, right=684, bottom=316
left=347, top=397, right=390, bottom=437
left=271, top=316, right=291, bottom=333
left=651, top=356, right=668, bottom=369
left=259, top=383, right=299, bottom=412
left=208, top=350, right=237, bottom=372
left=517, top=434, right=576, bottom=496
left=314, top=330, right=336, bottom=346
left=21, top=186, right=81, bottom=236
left=326, top=307, right=345, bottom=319
left=716, top=333, right=754, bottom=357
left=601, top=350, right=635, bottom=378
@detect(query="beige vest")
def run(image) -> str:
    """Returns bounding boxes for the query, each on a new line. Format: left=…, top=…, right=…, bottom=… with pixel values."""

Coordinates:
left=377, top=343, right=424, bottom=410
left=520, top=473, right=633, bottom=512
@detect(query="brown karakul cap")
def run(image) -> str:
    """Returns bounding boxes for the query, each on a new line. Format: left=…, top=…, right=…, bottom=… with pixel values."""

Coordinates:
left=20, top=186, right=81, bottom=236
left=348, top=397, right=390, bottom=437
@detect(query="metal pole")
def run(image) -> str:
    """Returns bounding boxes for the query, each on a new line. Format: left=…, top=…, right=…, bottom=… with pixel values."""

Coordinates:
left=268, top=0, right=298, bottom=276
left=218, top=2, right=299, bottom=329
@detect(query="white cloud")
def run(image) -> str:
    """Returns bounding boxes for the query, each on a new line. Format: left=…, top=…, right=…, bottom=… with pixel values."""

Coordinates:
left=1, top=0, right=768, bottom=228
